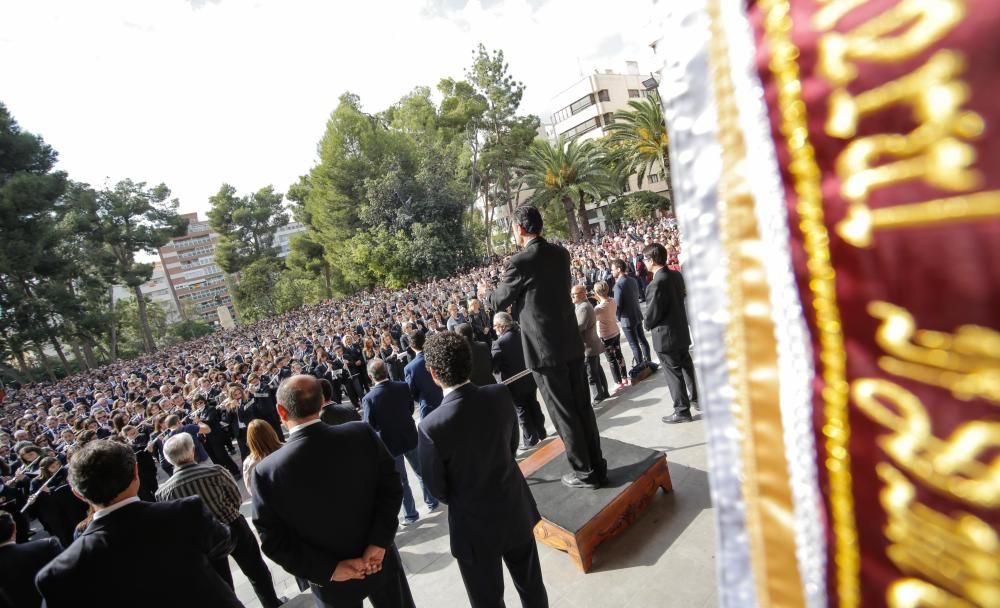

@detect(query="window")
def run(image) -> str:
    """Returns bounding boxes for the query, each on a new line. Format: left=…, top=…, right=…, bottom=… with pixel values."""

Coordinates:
left=602, top=112, right=615, bottom=127
left=560, top=117, right=601, bottom=139
left=597, top=89, right=610, bottom=102
left=628, top=89, right=640, bottom=98
left=649, top=174, right=660, bottom=184
left=569, top=93, right=595, bottom=115
left=586, top=209, right=599, bottom=221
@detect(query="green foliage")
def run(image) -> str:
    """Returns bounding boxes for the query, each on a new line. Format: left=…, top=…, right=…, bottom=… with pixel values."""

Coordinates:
left=232, top=257, right=284, bottom=323
left=521, top=136, right=615, bottom=241
left=170, top=319, right=215, bottom=342
left=114, top=298, right=169, bottom=358
left=621, top=190, right=672, bottom=221
left=207, top=183, right=289, bottom=274
left=606, top=96, right=672, bottom=190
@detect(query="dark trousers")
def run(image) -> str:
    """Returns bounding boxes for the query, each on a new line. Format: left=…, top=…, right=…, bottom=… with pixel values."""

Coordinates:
left=456, top=538, right=548, bottom=608
left=600, top=334, right=628, bottom=384
left=207, top=439, right=241, bottom=479
left=215, top=516, right=283, bottom=608
left=311, top=545, right=415, bottom=608
left=657, top=348, right=698, bottom=415
left=532, top=358, right=606, bottom=481
left=622, top=324, right=651, bottom=366
left=511, top=385, right=547, bottom=446
left=583, top=355, right=609, bottom=400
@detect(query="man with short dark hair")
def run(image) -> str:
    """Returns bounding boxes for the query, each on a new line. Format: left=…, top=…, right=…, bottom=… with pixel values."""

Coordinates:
left=611, top=258, right=651, bottom=366
left=0, top=511, right=61, bottom=608
left=481, top=205, right=606, bottom=489
left=252, top=375, right=414, bottom=608
left=403, top=331, right=443, bottom=420
left=319, top=377, right=362, bottom=426
left=418, top=332, right=548, bottom=608
left=453, top=323, right=495, bottom=387
left=157, top=433, right=284, bottom=608
left=643, top=243, right=698, bottom=423
left=36, top=440, right=240, bottom=608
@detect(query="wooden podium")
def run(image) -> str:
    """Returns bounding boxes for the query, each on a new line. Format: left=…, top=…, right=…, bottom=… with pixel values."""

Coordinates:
left=518, top=437, right=673, bottom=572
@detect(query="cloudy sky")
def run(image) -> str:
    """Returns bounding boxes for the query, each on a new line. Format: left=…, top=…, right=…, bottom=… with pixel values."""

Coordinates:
left=1, top=0, right=657, bottom=216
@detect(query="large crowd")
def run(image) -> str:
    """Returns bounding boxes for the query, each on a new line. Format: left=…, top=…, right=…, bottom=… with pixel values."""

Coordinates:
left=0, top=217, right=682, bottom=587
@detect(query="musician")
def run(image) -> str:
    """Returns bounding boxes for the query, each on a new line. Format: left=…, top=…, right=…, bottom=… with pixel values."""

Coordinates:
left=121, top=425, right=159, bottom=501
left=192, top=394, right=240, bottom=479
left=333, top=344, right=362, bottom=408
left=25, top=457, right=87, bottom=546
left=238, top=382, right=284, bottom=461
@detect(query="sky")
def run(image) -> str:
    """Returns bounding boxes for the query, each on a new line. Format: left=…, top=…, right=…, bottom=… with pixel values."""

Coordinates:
left=1, top=0, right=658, bottom=217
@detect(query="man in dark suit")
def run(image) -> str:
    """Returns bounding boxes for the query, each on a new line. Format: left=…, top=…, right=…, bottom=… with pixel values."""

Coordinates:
left=491, top=312, right=547, bottom=448
left=251, top=375, right=414, bottom=608
left=0, top=511, right=61, bottom=608
left=418, top=332, right=548, bottom=608
left=572, top=284, right=610, bottom=405
left=403, top=331, right=443, bottom=420
left=35, top=440, right=241, bottom=608
left=319, top=378, right=362, bottom=426
left=642, top=243, right=699, bottom=423
left=454, top=323, right=495, bottom=387
left=361, top=359, right=428, bottom=525
left=611, top=258, right=652, bottom=366
left=481, top=205, right=606, bottom=489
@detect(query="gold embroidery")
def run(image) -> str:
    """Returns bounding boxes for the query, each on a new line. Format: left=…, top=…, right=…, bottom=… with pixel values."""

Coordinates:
left=852, top=378, right=1000, bottom=508
left=816, top=0, right=964, bottom=86
left=887, top=578, right=976, bottom=608
left=878, top=464, right=1000, bottom=607
left=760, top=0, right=858, bottom=605
left=869, top=301, right=1000, bottom=404
left=836, top=191, right=1000, bottom=248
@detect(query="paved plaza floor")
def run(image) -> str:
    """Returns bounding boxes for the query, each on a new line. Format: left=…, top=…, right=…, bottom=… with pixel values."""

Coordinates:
left=231, top=355, right=717, bottom=608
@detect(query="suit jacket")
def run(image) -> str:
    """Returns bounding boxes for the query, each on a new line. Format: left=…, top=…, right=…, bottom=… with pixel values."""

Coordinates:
left=36, top=497, right=240, bottom=608
left=643, top=268, right=692, bottom=352
left=320, top=403, right=361, bottom=426
left=574, top=301, right=605, bottom=357
left=251, top=421, right=402, bottom=605
left=0, top=537, right=61, bottom=608
left=613, top=274, right=644, bottom=328
left=361, top=381, right=418, bottom=457
left=468, top=341, right=495, bottom=387
left=241, top=391, right=284, bottom=441
left=418, top=384, right=539, bottom=558
left=488, top=237, right=584, bottom=368
left=403, top=352, right=443, bottom=419
left=490, top=328, right=538, bottom=400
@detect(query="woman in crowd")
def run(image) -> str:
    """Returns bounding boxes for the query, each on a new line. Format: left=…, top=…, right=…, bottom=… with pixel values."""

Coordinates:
left=26, top=456, right=87, bottom=546
left=242, top=419, right=282, bottom=495
left=593, top=281, right=629, bottom=391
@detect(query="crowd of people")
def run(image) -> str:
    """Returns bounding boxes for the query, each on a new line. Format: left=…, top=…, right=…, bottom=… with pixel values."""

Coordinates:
left=0, top=210, right=692, bottom=607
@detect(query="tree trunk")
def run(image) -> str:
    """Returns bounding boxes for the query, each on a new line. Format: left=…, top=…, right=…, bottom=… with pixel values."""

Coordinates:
left=109, top=286, right=119, bottom=362
left=133, top=284, right=157, bottom=353
left=70, top=341, right=89, bottom=371
left=577, top=192, right=592, bottom=241
left=82, top=341, right=99, bottom=368
left=322, top=263, right=333, bottom=299
left=15, top=351, right=30, bottom=379
left=561, top=196, right=581, bottom=241
left=49, top=336, right=72, bottom=373
left=34, top=345, right=56, bottom=382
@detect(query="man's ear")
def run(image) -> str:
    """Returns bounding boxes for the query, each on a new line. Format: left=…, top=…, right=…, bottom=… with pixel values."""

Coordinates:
left=276, top=404, right=289, bottom=422
left=427, top=366, right=441, bottom=387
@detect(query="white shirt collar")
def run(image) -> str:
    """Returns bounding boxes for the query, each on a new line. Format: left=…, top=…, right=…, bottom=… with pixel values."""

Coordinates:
left=289, top=418, right=323, bottom=435
left=442, top=380, right=471, bottom=398
left=93, top=496, right=141, bottom=520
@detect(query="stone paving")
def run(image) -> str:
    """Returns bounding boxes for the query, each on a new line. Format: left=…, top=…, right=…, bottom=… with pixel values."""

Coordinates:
left=230, top=351, right=717, bottom=608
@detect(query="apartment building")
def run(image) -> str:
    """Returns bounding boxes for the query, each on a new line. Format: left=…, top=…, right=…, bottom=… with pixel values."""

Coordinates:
left=111, top=261, right=181, bottom=323
left=158, top=213, right=235, bottom=325
left=274, top=221, right=307, bottom=258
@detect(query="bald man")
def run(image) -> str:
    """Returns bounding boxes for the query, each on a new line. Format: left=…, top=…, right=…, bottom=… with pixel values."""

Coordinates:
left=572, top=284, right=610, bottom=406
left=250, top=375, right=414, bottom=608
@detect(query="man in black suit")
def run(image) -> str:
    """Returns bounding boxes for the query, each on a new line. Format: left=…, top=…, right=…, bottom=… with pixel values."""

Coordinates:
left=361, top=359, right=422, bottom=525
left=0, top=512, right=61, bottom=608
left=418, top=332, right=548, bottom=608
left=642, top=243, right=699, bottom=423
left=611, top=258, right=652, bottom=366
left=481, top=205, right=605, bottom=488
left=454, top=323, right=495, bottom=387
left=35, top=440, right=241, bottom=608
left=319, top=378, right=362, bottom=426
left=490, top=312, right=547, bottom=448
left=251, top=374, right=414, bottom=608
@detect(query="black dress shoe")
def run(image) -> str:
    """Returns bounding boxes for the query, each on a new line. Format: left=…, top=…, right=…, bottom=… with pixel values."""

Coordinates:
left=662, top=412, right=693, bottom=424
left=561, top=473, right=601, bottom=489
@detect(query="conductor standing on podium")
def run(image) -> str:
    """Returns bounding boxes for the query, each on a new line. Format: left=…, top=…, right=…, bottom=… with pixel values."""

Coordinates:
left=481, top=205, right=607, bottom=489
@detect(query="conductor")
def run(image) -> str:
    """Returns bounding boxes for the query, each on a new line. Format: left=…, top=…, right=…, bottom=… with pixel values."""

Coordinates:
left=481, top=205, right=606, bottom=489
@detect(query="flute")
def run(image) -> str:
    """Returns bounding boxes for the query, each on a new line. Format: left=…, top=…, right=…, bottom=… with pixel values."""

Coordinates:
left=21, top=468, right=65, bottom=513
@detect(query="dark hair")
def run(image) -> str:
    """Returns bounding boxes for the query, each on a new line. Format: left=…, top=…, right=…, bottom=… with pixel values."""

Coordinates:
left=69, top=440, right=136, bottom=506
left=513, top=205, right=543, bottom=235
left=454, top=323, right=474, bottom=343
left=408, top=330, right=425, bottom=351
left=423, top=332, right=471, bottom=388
left=611, top=258, right=628, bottom=274
left=0, top=512, right=14, bottom=542
left=275, top=375, right=323, bottom=419
left=319, top=378, right=333, bottom=402
left=642, top=243, right=668, bottom=266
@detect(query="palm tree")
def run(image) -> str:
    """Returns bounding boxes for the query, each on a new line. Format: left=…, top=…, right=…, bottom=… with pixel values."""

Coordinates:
left=606, top=96, right=671, bottom=191
left=520, top=136, right=614, bottom=241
